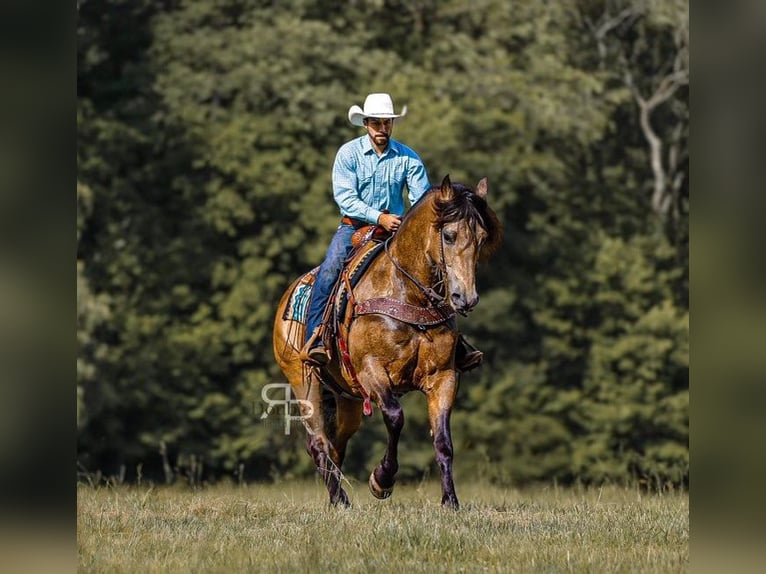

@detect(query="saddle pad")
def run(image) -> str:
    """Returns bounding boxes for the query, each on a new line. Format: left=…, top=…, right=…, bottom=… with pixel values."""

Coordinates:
left=282, top=267, right=318, bottom=323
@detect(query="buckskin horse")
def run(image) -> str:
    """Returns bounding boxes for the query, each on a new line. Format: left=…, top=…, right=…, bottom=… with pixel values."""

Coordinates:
left=272, top=175, right=501, bottom=508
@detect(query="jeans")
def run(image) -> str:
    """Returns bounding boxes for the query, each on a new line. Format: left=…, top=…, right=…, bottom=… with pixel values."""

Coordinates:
left=304, top=223, right=356, bottom=344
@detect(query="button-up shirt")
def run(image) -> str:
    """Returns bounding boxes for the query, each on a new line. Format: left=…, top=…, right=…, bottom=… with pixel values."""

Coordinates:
left=332, top=135, right=431, bottom=224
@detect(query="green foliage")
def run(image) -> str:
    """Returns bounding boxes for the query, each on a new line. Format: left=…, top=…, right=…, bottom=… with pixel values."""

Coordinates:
left=572, top=235, right=689, bottom=486
left=77, top=0, right=688, bottom=487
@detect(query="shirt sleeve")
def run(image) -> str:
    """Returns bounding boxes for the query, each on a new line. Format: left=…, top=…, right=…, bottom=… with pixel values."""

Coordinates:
left=332, top=146, right=382, bottom=225
left=406, top=154, right=431, bottom=207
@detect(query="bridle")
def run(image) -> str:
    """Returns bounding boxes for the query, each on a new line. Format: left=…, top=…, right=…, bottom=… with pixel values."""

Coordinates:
left=384, top=226, right=448, bottom=307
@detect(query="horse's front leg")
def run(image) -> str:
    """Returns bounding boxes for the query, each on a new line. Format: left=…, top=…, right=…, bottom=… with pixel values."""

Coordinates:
left=425, top=371, right=460, bottom=509
left=369, top=390, right=404, bottom=500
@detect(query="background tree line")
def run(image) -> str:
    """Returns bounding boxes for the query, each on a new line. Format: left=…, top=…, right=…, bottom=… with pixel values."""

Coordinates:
left=77, top=0, right=688, bottom=488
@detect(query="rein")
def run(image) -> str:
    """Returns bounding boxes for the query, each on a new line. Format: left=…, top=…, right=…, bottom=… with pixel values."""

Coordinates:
left=383, top=231, right=447, bottom=307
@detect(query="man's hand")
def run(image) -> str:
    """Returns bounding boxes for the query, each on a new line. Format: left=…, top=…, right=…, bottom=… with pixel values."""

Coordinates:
left=377, top=213, right=402, bottom=233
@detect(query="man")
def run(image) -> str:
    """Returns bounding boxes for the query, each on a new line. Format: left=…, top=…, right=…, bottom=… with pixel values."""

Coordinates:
left=300, top=93, right=482, bottom=372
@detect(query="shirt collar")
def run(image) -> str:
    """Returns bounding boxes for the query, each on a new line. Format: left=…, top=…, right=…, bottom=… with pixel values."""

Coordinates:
left=361, top=135, right=398, bottom=157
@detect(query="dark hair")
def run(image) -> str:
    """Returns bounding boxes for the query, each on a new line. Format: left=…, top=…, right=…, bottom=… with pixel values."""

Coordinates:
left=432, top=183, right=503, bottom=261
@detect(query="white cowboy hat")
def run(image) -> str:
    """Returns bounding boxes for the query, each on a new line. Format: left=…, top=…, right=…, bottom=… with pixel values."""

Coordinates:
left=348, top=93, right=408, bottom=127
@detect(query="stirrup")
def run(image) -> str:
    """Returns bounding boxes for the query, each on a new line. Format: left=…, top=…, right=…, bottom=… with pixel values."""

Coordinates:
left=300, top=328, right=329, bottom=365
left=455, top=334, right=483, bottom=373
left=456, top=350, right=483, bottom=373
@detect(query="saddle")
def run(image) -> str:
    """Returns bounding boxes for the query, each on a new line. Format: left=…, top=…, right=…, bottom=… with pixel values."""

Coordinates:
left=351, top=224, right=389, bottom=249
left=284, top=226, right=390, bottom=350
left=281, top=225, right=390, bottom=327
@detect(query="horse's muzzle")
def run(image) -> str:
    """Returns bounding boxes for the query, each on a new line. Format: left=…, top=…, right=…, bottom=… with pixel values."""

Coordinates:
left=451, top=292, right=479, bottom=315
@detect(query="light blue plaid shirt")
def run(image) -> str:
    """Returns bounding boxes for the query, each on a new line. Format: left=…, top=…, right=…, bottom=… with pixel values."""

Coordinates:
left=332, top=135, right=431, bottom=224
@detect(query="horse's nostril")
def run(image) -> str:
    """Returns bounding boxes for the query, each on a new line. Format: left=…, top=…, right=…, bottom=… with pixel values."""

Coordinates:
left=451, top=293, right=463, bottom=304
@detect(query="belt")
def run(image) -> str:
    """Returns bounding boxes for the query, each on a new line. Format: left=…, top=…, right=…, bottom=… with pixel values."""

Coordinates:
left=341, top=216, right=368, bottom=229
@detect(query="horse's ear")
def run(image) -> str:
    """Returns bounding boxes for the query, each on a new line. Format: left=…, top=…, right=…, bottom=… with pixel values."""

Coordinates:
left=476, top=177, right=488, bottom=199
left=439, top=174, right=453, bottom=201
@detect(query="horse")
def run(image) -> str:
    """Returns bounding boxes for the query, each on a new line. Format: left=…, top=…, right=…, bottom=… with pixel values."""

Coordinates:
left=272, top=175, right=502, bottom=508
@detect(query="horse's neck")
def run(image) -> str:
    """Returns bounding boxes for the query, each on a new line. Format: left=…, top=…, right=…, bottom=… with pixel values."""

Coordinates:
left=380, top=207, right=438, bottom=304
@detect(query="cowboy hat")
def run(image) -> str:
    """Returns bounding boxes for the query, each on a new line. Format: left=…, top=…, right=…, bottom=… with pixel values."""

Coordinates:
left=348, top=93, right=408, bottom=127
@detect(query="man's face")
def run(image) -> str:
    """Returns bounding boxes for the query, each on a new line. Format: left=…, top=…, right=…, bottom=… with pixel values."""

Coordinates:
left=364, top=117, right=393, bottom=148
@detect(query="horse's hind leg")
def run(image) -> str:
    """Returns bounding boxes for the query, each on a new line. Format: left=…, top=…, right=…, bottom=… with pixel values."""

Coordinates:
left=369, top=390, right=404, bottom=500
left=305, top=432, right=348, bottom=507
left=294, top=369, right=351, bottom=507
left=274, top=291, right=351, bottom=506
left=333, top=397, right=363, bottom=463
left=331, top=396, right=363, bottom=495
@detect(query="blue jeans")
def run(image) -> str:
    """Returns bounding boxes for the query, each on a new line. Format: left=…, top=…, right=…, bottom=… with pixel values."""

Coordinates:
left=304, top=223, right=356, bottom=345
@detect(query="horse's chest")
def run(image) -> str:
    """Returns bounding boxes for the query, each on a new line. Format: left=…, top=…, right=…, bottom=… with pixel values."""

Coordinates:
left=408, top=331, right=455, bottom=384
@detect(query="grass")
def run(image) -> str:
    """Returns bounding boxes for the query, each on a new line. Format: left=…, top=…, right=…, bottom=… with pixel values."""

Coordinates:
left=78, top=479, right=688, bottom=573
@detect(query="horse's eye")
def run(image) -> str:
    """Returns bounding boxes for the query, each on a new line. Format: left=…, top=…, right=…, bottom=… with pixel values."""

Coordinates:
left=443, top=230, right=457, bottom=245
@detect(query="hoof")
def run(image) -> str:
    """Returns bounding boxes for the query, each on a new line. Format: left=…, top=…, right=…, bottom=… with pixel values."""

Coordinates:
left=330, top=492, right=352, bottom=508
left=368, top=471, right=394, bottom=500
left=441, top=497, right=460, bottom=510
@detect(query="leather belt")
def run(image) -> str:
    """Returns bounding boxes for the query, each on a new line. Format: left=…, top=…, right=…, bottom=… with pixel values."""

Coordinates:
left=341, top=216, right=368, bottom=229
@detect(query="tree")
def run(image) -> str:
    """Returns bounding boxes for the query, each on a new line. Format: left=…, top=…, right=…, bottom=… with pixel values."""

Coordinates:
left=581, top=0, right=689, bottom=228
left=77, top=0, right=689, bottom=487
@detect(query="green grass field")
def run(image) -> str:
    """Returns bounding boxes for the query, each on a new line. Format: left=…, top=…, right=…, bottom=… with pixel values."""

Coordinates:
left=77, top=480, right=688, bottom=573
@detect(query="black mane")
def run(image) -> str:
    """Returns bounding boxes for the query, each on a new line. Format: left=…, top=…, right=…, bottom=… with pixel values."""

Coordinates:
left=431, top=182, right=502, bottom=260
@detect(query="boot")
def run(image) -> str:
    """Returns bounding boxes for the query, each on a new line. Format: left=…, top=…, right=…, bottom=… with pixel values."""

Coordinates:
left=455, top=334, right=483, bottom=373
left=300, top=327, right=329, bottom=366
